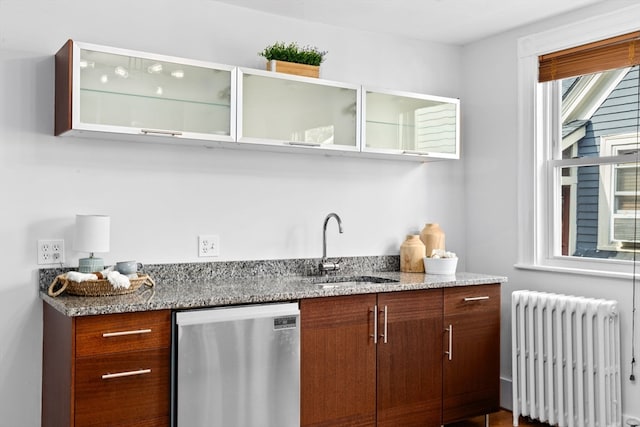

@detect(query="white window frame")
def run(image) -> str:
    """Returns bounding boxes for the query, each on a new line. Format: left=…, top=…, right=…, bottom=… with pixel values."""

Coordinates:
left=516, top=4, right=640, bottom=278
left=561, top=142, right=578, bottom=257
left=597, top=135, right=640, bottom=251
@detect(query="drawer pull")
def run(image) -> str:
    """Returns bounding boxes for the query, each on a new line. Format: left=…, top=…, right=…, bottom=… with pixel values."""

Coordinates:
left=445, top=324, right=453, bottom=361
left=287, top=141, right=321, bottom=147
left=102, top=328, right=152, bottom=338
left=141, top=128, right=182, bottom=136
left=102, top=368, right=151, bottom=380
left=380, top=305, right=388, bottom=344
left=370, top=305, right=378, bottom=344
left=463, top=296, right=490, bottom=302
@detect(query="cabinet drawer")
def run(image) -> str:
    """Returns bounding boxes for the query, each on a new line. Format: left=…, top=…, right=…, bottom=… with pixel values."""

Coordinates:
left=444, top=284, right=500, bottom=315
left=76, top=310, right=170, bottom=357
left=75, top=348, right=170, bottom=426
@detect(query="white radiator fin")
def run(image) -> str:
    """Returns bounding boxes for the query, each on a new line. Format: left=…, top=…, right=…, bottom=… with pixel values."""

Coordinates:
left=511, top=291, right=621, bottom=427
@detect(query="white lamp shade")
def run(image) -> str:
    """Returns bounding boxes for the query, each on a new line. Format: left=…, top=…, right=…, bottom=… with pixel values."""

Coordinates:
left=73, top=214, right=110, bottom=253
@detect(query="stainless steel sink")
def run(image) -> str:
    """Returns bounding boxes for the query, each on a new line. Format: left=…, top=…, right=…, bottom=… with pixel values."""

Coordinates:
left=307, top=275, right=399, bottom=289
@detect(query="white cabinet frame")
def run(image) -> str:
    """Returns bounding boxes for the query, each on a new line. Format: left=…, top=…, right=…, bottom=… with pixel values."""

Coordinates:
left=57, top=40, right=236, bottom=146
left=361, top=86, right=460, bottom=160
left=237, top=67, right=361, bottom=154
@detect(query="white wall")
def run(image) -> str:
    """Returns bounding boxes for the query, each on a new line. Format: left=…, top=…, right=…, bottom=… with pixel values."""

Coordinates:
left=0, top=0, right=464, bottom=424
left=462, top=0, right=640, bottom=420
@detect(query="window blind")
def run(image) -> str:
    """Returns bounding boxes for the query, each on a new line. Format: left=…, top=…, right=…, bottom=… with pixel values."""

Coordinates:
left=539, top=31, right=640, bottom=82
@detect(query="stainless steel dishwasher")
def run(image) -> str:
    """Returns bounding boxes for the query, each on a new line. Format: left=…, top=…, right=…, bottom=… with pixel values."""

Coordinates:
left=173, top=302, right=300, bottom=427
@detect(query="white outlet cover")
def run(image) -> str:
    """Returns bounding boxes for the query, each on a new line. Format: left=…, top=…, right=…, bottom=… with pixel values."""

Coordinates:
left=37, top=239, right=65, bottom=265
left=198, top=235, right=220, bottom=257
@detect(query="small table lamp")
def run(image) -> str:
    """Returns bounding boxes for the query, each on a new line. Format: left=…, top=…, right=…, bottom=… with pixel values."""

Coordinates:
left=74, top=214, right=110, bottom=273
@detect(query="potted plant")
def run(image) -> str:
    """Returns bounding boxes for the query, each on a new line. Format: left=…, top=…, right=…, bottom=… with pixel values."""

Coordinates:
left=258, top=42, right=327, bottom=78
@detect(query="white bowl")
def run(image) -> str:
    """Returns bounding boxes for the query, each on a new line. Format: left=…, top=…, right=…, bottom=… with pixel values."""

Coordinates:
left=423, top=257, right=458, bottom=275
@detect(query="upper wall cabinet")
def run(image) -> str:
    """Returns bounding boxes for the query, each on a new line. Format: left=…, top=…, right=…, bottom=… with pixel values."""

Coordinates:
left=362, top=88, right=460, bottom=159
left=237, top=68, right=360, bottom=152
left=55, top=40, right=236, bottom=144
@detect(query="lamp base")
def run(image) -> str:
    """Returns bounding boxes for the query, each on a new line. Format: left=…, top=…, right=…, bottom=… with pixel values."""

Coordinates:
left=78, top=257, right=104, bottom=273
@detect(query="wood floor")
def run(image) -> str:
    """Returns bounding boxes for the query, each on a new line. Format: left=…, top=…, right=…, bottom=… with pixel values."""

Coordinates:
left=446, top=409, right=549, bottom=426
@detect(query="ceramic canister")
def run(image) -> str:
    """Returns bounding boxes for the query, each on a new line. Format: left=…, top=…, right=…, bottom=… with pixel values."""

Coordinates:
left=420, top=223, right=445, bottom=257
left=400, top=234, right=426, bottom=273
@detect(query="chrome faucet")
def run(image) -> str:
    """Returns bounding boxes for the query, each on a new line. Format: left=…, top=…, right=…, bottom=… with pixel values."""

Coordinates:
left=320, top=212, right=343, bottom=274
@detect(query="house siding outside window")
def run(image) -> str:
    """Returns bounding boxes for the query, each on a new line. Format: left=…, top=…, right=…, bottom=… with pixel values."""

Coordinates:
left=573, top=66, right=640, bottom=258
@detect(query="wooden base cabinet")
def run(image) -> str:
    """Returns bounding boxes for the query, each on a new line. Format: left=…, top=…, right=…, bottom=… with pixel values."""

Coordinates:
left=376, top=291, right=443, bottom=426
left=42, top=304, right=171, bottom=427
left=442, top=284, right=501, bottom=424
left=301, top=294, right=377, bottom=426
left=300, top=290, right=443, bottom=426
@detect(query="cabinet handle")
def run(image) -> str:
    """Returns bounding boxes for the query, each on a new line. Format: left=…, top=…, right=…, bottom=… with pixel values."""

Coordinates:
left=102, top=368, right=151, bottom=380
left=463, top=296, right=490, bottom=302
left=102, top=328, right=152, bottom=338
left=380, top=305, right=388, bottom=344
left=141, top=128, right=183, bottom=136
left=445, top=324, right=453, bottom=361
left=287, top=141, right=321, bottom=147
left=370, top=305, right=378, bottom=344
left=402, top=150, right=430, bottom=156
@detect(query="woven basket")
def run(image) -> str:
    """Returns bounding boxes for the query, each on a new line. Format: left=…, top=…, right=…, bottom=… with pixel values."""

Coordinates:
left=48, top=273, right=155, bottom=297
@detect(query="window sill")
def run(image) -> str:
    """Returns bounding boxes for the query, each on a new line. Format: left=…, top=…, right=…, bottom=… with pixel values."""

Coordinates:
left=514, top=261, right=635, bottom=280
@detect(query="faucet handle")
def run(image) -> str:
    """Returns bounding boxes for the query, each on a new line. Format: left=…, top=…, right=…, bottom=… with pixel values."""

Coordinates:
left=319, top=260, right=341, bottom=274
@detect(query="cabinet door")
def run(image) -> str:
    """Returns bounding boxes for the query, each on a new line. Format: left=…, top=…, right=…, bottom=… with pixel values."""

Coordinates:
left=75, top=348, right=170, bottom=426
left=376, top=290, right=443, bottom=427
left=442, top=284, right=500, bottom=423
left=238, top=68, right=360, bottom=152
left=363, top=88, right=459, bottom=159
left=300, top=294, right=377, bottom=427
left=55, top=40, right=236, bottom=143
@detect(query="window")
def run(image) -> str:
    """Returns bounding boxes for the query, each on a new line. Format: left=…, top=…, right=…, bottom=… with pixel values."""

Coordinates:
left=551, top=66, right=640, bottom=261
left=597, top=135, right=640, bottom=254
left=516, top=7, right=640, bottom=277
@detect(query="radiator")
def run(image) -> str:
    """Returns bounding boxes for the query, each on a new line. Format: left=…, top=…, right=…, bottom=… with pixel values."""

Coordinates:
left=511, top=291, right=621, bottom=427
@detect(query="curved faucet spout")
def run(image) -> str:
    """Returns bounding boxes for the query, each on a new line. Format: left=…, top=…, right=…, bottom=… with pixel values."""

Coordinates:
left=323, top=213, right=343, bottom=260
left=321, top=213, right=343, bottom=273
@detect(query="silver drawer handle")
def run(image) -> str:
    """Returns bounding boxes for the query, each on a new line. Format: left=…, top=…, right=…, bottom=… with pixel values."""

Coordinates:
left=141, top=128, right=182, bottom=136
left=370, top=305, right=378, bottom=344
left=445, top=324, right=453, bottom=361
left=402, top=150, right=430, bottom=156
left=380, top=305, right=388, bottom=344
left=102, top=368, right=151, bottom=380
left=102, top=328, right=152, bottom=338
left=464, top=296, right=490, bottom=302
left=287, top=141, right=321, bottom=147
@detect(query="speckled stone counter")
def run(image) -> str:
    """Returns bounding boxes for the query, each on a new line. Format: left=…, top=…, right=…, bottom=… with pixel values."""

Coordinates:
left=39, top=256, right=507, bottom=317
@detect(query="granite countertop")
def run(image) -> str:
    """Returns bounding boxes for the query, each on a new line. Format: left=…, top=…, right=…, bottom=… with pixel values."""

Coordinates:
left=39, top=256, right=508, bottom=317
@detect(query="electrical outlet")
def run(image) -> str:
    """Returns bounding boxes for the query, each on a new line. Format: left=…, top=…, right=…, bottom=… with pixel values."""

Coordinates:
left=198, top=235, right=220, bottom=257
left=37, top=239, right=65, bottom=265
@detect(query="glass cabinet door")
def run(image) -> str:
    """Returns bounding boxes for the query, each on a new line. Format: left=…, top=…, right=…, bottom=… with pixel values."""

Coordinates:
left=363, top=88, right=459, bottom=159
left=238, top=68, right=360, bottom=151
left=56, top=40, right=235, bottom=142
